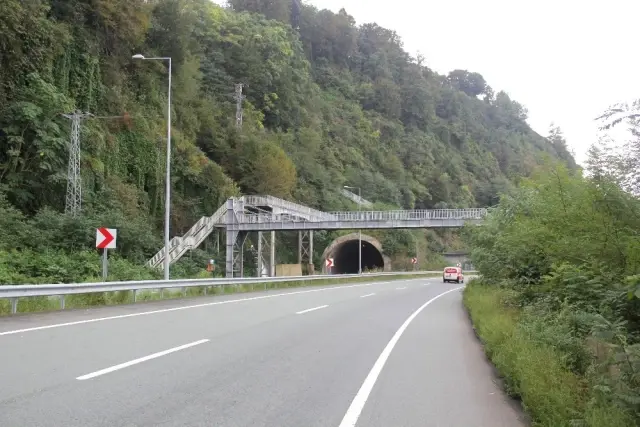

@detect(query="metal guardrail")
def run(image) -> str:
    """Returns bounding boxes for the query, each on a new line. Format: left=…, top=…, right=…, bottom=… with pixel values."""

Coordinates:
left=0, top=271, right=477, bottom=314
left=238, top=208, right=487, bottom=224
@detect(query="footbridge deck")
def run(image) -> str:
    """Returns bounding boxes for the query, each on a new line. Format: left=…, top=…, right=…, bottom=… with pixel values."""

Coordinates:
left=232, top=208, right=486, bottom=231
left=147, top=195, right=487, bottom=271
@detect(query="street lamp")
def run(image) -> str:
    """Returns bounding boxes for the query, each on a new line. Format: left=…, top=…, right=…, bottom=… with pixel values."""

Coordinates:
left=133, top=54, right=172, bottom=280
left=344, top=185, right=362, bottom=275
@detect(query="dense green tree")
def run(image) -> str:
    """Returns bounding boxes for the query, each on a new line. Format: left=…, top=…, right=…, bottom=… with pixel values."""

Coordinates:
left=447, top=69, right=488, bottom=98
left=464, top=151, right=640, bottom=423
left=0, top=0, right=575, bottom=282
left=547, top=124, right=577, bottom=169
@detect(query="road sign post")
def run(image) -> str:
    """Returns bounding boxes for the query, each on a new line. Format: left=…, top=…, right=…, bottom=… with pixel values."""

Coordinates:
left=325, top=258, right=334, bottom=274
left=96, top=228, right=117, bottom=279
left=102, top=249, right=108, bottom=279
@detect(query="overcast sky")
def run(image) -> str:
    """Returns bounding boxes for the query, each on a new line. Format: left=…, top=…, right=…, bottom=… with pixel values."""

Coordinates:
left=216, top=0, right=638, bottom=164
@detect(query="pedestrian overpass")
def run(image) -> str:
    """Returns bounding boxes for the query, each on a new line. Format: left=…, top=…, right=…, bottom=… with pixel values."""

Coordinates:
left=147, top=195, right=487, bottom=278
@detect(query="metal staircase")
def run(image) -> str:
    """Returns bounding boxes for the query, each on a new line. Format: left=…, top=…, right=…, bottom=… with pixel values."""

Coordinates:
left=147, top=195, right=334, bottom=270
left=147, top=203, right=228, bottom=269
left=242, top=195, right=334, bottom=221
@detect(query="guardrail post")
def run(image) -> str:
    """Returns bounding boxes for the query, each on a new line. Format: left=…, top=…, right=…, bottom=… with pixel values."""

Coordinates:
left=203, top=286, right=207, bottom=296
left=60, top=295, right=65, bottom=310
left=133, top=289, right=137, bottom=303
left=10, top=298, right=18, bottom=315
left=182, top=287, right=187, bottom=297
left=160, top=288, right=164, bottom=299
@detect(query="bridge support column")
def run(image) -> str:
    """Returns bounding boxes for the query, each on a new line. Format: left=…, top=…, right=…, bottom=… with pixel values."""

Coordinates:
left=225, top=230, right=237, bottom=278
left=270, top=231, right=276, bottom=277
left=298, top=230, right=314, bottom=274
left=232, top=232, right=248, bottom=277
left=257, top=231, right=276, bottom=277
left=257, top=232, right=263, bottom=277
left=225, top=198, right=243, bottom=278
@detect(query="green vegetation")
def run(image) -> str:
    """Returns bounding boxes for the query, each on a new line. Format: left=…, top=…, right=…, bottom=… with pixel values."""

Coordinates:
left=464, top=282, right=632, bottom=427
left=463, top=119, right=640, bottom=426
left=0, top=0, right=573, bottom=284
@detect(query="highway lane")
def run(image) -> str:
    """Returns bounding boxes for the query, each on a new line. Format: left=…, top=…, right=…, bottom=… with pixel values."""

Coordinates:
left=0, top=277, right=525, bottom=426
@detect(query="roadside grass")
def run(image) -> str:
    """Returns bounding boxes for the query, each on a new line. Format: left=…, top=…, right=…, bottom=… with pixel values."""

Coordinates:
left=463, top=280, right=633, bottom=427
left=0, top=273, right=438, bottom=316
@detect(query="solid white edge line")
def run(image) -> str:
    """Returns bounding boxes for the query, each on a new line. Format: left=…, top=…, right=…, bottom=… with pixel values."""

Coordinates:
left=76, top=339, right=210, bottom=380
left=0, top=278, right=431, bottom=337
left=296, top=305, right=329, bottom=315
left=337, top=286, right=463, bottom=427
left=395, top=287, right=407, bottom=290
left=360, top=293, right=376, bottom=298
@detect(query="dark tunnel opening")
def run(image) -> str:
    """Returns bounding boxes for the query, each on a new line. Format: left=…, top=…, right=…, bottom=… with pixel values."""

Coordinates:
left=332, top=240, right=384, bottom=274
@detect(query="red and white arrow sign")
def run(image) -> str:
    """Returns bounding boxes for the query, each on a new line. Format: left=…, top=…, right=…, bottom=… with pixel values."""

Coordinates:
left=96, top=227, right=117, bottom=249
left=411, top=257, right=417, bottom=264
left=325, top=258, right=334, bottom=268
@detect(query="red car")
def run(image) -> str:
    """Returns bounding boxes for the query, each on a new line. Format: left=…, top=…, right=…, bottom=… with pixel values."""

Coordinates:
left=443, top=266, right=464, bottom=283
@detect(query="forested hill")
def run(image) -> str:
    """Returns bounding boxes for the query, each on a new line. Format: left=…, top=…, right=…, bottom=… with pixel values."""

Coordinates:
left=1, top=0, right=574, bottom=220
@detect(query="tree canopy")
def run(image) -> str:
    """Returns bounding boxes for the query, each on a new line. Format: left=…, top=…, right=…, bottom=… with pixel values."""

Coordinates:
left=0, top=0, right=575, bottom=281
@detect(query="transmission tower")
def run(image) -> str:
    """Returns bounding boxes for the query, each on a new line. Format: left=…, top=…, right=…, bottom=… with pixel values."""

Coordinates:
left=62, top=111, right=93, bottom=217
left=234, top=83, right=245, bottom=129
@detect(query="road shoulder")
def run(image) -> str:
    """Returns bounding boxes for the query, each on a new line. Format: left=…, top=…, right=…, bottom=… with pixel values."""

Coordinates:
left=355, top=286, right=528, bottom=427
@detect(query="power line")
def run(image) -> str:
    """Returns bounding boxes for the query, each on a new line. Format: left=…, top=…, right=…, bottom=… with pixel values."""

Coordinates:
left=60, top=111, right=132, bottom=217
left=61, top=111, right=93, bottom=217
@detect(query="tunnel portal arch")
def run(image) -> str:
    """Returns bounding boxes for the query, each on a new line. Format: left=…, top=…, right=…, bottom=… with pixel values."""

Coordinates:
left=321, top=233, right=390, bottom=274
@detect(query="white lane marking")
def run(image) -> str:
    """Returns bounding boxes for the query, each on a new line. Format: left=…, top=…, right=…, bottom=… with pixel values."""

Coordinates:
left=0, top=279, right=425, bottom=337
left=76, top=339, right=209, bottom=380
left=396, top=287, right=407, bottom=290
left=360, top=293, right=376, bottom=298
left=338, top=286, right=463, bottom=427
left=296, top=305, right=329, bottom=315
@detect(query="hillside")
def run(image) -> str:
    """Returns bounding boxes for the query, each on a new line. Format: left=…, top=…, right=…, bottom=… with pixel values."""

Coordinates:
left=0, top=0, right=575, bottom=282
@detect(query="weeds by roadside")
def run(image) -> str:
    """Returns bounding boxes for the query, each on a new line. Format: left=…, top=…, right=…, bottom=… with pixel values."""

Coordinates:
left=464, top=279, right=634, bottom=427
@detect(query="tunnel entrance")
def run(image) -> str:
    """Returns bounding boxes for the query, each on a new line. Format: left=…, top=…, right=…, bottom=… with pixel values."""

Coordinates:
left=322, top=233, right=387, bottom=274
left=333, top=239, right=384, bottom=274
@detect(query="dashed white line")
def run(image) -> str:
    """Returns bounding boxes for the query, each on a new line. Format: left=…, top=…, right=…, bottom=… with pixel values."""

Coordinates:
left=360, top=293, right=376, bottom=298
left=296, top=305, right=329, bottom=315
left=76, top=339, right=210, bottom=380
left=338, top=287, right=463, bottom=427
left=396, top=287, right=407, bottom=290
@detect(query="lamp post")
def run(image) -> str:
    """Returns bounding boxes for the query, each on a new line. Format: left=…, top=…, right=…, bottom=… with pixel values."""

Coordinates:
left=132, top=54, right=172, bottom=280
left=344, top=185, right=362, bottom=275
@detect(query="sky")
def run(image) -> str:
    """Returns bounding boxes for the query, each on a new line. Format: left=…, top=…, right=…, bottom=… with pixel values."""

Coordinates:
left=216, top=0, right=639, bottom=164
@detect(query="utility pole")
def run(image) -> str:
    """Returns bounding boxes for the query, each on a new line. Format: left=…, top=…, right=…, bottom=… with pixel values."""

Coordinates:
left=344, top=185, right=362, bottom=274
left=132, top=54, right=173, bottom=280
left=358, top=188, right=362, bottom=274
left=415, top=233, right=419, bottom=270
left=62, top=111, right=93, bottom=217
left=234, top=83, right=245, bottom=129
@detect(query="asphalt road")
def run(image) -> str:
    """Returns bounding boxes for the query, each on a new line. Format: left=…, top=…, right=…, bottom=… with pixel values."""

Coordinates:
left=0, top=277, right=526, bottom=427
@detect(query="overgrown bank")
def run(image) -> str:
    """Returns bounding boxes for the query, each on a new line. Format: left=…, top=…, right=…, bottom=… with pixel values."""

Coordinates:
left=464, top=280, right=633, bottom=427
left=463, top=156, right=640, bottom=426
